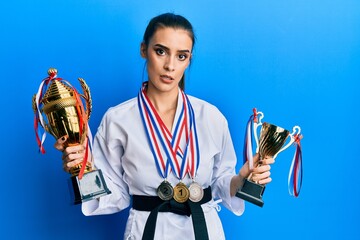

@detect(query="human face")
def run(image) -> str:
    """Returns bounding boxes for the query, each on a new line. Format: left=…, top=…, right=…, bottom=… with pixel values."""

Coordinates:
left=141, top=27, right=193, bottom=95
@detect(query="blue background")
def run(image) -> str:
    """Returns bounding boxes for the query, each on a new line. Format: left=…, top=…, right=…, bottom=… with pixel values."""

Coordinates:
left=1, top=0, right=359, bottom=239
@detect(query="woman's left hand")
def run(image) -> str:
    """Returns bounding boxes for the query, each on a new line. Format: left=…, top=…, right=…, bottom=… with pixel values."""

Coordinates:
left=230, top=154, right=275, bottom=196
left=250, top=156, right=275, bottom=185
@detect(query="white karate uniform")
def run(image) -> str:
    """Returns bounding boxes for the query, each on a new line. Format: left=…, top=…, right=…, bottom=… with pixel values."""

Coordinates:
left=82, top=93, right=245, bottom=240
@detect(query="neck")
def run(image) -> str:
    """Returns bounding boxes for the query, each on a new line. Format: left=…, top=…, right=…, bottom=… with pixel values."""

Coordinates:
left=146, top=85, right=179, bottom=114
left=145, top=84, right=179, bottom=131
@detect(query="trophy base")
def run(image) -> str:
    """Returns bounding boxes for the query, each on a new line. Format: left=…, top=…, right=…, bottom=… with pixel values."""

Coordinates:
left=69, top=169, right=111, bottom=205
left=236, top=179, right=265, bottom=207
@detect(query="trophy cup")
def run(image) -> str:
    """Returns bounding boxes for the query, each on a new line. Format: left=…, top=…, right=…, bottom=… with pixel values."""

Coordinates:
left=33, top=68, right=111, bottom=204
left=236, top=109, right=302, bottom=207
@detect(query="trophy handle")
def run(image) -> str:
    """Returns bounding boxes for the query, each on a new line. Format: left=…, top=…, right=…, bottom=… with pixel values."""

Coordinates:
left=253, top=111, right=264, bottom=153
left=78, top=77, right=92, bottom=120
left=273, top=125, right=301, bottom=159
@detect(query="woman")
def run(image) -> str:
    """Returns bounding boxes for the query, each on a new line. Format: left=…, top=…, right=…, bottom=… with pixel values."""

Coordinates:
left=56, top=13, right=274, bottom=240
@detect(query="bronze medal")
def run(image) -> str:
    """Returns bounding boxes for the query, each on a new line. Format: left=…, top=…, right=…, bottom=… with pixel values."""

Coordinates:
left=189, top=182, right=204, bottom=202
left=173, top=182, right=190, bottom=203
left=157, top=181, right=174, bottom=201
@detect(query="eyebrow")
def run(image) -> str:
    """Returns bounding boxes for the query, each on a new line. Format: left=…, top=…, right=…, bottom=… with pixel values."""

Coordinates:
left=154, top=44, right=191, bottom=53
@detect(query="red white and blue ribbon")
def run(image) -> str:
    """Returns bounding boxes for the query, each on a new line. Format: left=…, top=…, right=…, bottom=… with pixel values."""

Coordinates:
left=183, top=93, right=200, bottom=180
left=138, top=82, right=199, bottom=181
left=288, top=134, right=303, bottom=197
left=34, top=72, right=62, bottom=154
left=138, top=90, right=172, bottom=179
left=243, top=108, right=258, bottom=170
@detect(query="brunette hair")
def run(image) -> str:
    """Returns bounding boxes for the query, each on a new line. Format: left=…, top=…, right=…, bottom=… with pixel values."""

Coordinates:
left=142, top=13, right=195, bottom=90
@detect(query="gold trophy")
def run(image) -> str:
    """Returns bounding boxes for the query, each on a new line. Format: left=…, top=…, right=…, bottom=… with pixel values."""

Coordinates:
left=33, top=68, right=111, bottom=204
left=236, top=109, right=302, bottom=207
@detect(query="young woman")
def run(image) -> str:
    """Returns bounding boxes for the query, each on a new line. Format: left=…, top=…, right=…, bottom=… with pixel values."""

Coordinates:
left=56, top=13, right=274, bottom=240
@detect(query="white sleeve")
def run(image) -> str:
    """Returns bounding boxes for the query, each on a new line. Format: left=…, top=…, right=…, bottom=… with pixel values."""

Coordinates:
left=82, top=114, right=131, bottom=216
left=211, top=117, right=245, bottom=216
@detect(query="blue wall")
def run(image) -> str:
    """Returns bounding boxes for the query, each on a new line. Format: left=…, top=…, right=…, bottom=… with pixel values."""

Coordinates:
left=1, top=0, right=359, bottom=239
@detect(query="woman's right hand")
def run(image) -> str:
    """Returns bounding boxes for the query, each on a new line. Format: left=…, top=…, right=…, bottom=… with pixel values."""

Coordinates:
left=54, top=135, right=88, bottom=173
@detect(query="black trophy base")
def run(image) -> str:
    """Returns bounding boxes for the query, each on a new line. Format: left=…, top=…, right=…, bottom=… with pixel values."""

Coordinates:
left=235, top=179, right=265, bottom=207
left=68, top=169, right=111, bottom=205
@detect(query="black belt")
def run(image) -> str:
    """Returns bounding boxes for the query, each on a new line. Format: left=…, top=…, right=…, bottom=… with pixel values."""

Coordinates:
left=132, top=186, right=212, bottom=240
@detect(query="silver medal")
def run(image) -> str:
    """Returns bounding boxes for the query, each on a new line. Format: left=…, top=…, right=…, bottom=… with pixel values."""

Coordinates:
left=189, top=182, right=204, bottom=202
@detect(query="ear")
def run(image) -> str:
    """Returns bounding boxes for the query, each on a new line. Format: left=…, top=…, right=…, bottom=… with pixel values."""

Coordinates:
left=140, top=42, right=147, bottom=59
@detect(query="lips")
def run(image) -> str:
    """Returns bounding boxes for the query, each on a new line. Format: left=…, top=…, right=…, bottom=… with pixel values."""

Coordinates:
left=160, top=74, right=174, bottom=82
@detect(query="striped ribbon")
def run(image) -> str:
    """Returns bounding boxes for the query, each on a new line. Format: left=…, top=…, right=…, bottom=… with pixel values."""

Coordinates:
left=138, top=82, right=199, bottom=181
left=288, top=134, right=303, bottom=197
left=34, top=72, right=61, bottom=154
left=184, top=94, right=200, bottom=179
left=243, top=108, right=258, bottom=170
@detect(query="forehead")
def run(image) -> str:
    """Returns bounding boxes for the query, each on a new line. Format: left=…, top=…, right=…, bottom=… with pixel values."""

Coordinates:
left=149, top=27, right=193, bottom=51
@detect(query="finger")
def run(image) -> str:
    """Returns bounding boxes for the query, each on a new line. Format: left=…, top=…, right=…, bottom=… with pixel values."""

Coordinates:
left=260, top=156, right=275, bottom=165
left=253, top=164, right=271, bottom=174
left=54, top=135, right=68, bottom=151
left=63, top=158, right=84, bottom=172
left=252, top=170, right=271, bottom=182
left=62, top=145, right=85, bottom=160
left=258, top=177, right=272, bottom=185
left=63, top=151, right=85, bottom=161
left=62, top=153, right=85, bottom=172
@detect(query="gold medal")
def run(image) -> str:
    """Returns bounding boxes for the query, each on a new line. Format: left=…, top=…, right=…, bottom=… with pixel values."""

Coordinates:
left=157, top=181, right=174, bottom=201
left=189, top=182, right=204, bottom=202
left=173, top=182, right=190, bottom=203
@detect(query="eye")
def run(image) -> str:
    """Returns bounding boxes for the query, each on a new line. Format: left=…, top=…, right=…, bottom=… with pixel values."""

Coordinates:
left=178, top=54, right=188, bottom=61
left=155, top=48, right=166, bottom=56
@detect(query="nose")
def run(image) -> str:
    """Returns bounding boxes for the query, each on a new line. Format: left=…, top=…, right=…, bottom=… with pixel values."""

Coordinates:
left=164, top=56, right=175, bottom=72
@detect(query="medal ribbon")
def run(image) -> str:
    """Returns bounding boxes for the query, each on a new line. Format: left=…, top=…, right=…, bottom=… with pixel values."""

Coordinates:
left=138, top=83, right=185, bottom=180
left=138, top=82, right=198, bottom=181
left=183, top=94, right=200, bottom=180
left=138, top=92, right=171, bottom=179
left=288, top=134, right=303, bottom=197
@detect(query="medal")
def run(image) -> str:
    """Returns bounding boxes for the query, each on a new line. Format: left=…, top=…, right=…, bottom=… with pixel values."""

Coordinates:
left=157, top=181, right=174, bottom=201
left=189, top=181, right=204, bottom=202
left=173, top=182, right=190, bottom=203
